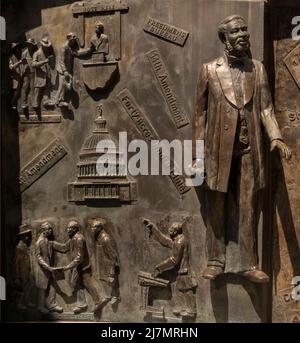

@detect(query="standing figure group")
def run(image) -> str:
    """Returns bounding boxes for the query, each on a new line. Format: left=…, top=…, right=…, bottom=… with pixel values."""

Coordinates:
left=143, top=219, right=198, bottom=320
left=9, top=34, right=78, bottom=111
left=15, top=218, right=120, bottom=315
left=9, top=22, right=110, bottom=112
left=9, top=36, right=56, bottom=111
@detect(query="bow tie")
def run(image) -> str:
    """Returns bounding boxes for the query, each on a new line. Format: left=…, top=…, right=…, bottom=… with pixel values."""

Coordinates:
left=226, top=53, right=250, bottom=67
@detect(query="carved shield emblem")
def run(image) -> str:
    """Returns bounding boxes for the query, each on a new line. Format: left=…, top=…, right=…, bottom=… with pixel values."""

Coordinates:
left=82, top=61, right=119, bottom=91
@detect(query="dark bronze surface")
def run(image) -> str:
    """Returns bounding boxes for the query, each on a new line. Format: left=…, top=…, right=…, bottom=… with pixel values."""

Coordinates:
left=2, top=0, right=296, bottom=323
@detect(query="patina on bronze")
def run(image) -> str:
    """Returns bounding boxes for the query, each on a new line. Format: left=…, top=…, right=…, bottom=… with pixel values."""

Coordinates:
left=3, top=0, right=287, bottom=323
left=51, top=220, right=107, bottom=315
left=15, top=224, right=35, bottom=310
left=192, top=14, right=291, bottom=283
left=143, top=218, right=197, bottom=321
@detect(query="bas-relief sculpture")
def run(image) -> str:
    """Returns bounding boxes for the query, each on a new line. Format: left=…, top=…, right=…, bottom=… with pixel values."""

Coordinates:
left=144, top=17, right=189, bottom=47
left=51, top=220, right=107, bottom=315
left=14, top=224, right=35, bottom=310
left=87, top=21, right=109, bottom=63
left=31, top=37, right=56, bottom=111
left=117, top=88, right=190, bottom=197
left=270, top=4, right=300, bottom=322
left=146, top=48, right=189, bottom=129
left=14, top=218, right=121, bottom=318
left=140, top=219, right=197, bottom=323
left=5, top=0, right=296, bottom=323
left=9, top=36, right=60, bottom=123
left=35, top=221, right=64, bottom=314
left=19, top=138, right=68, bottom=193
left=68, top=105, right=137, bottom=203
left=91, top=219, right=120, bottom=308
left=9, top=3, right=124, bottom=121
left=10, top=3, right=130, bottom=320
left=20, top=39, right=38, bottom=110
left=55, top=33, right=81, bottom=109
left=9, top=42, right=23, bottom=110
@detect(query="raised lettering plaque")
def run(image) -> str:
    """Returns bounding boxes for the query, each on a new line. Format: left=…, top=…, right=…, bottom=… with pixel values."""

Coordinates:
left=19, top=138, right=68, bottom=192
left=144, top=17, right=189, bottom=46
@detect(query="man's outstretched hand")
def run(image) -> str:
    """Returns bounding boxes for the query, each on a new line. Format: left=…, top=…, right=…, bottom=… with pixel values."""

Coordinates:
left=270, top=139, right=292, bottom=160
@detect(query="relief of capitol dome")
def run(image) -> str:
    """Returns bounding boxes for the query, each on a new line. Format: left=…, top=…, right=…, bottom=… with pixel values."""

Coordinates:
left=68, top=106, right=137, bottom=203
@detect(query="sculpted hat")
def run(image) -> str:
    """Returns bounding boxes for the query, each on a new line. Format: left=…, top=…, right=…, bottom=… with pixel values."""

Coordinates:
left=11, top=42, right=20, bottom=50
left=40, top=221, right=53, bottom=232
left=67, top=32, right=77, bottom=40
left=18, top=223, right=31, bottom=236
left=26, top=38, right=37, bottom=46
left=92, top=218, right=106, bottom=228
left=95, top=21, right=104, bottom=28
left=40, top=36, right=52, bottom=47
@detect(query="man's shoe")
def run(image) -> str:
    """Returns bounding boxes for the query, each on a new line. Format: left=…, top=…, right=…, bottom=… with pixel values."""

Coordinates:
left=57, top=101, right=69, bottom=108
left=43, top=100, right=55, bottom=108
left=202, top=266, right=224, bottom=280
left=180, top=310, right=196, bottom=319
left=172, top=308, right=181, bottom=316
left=93, top=299, right=109, bottom=314
left=242, top=269, right=270, bottom=284
left=38, top=306, right=49, bottom=314
left=110, top=296, right=120, bottom=306
left=73, top=305, right=88, bottom=314
left=48, top=305, right=63, bottom=313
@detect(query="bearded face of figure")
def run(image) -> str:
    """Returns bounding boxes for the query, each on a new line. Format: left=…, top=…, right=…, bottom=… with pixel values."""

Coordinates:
left=168, top=224, right=181, bottom=239
left=95, top=25, right=104, bottom=36
left=68, top=37, right=77, bottom=49
left=66, top=221, right=79, bottom=238
left=91, top=223, right=102, bottom=239
left=44, top=226, right=53, bottom=239
left=224, top=18, right=250, bottom=55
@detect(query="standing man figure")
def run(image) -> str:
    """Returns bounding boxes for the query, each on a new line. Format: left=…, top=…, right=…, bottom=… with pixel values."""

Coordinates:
left=192, top=15, right=291, bottom=283
left=32, top=37, right=55, bottom=110
left=56, top=33, right=79, bottom=108
left=35, top=221, right=63, bottom=313
left=89, top=21, right=109, bottom=62
left=91, top=219, right=120, bottom=307
left=9, top=42, right=25, bottom=110
left=15, top=224, right=35, bottom=310
left=55, top=220, right=105, bottom=314
left=143, top=219, right=198, bottom=319
left=20, top=38, right=38, bottom=110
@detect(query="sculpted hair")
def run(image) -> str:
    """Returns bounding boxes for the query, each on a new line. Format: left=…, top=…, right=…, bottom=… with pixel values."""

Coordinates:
left=95, top=21, right=104, bottom=29
left=92, top=218, right=106, bottom=229
left=68, top=220, right=80, bottom=231
left=218, top=14, right=246, bottom=42
left=171, top=222, right=183, bottom=234
left=40, top=221, right=53, bottom=233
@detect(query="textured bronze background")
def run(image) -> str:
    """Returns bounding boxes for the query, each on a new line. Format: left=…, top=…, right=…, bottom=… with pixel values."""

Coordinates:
left=269, top=0, right=300, bottom=323
left=1, top=0, right=278, bottom=323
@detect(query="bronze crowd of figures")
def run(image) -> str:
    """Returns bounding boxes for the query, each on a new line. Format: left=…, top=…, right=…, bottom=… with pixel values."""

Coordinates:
left=15, top=219, right=120, bottom=315
left=9, top=21, right=109, bottom=112
left=12, top=8, right=293, bottom=322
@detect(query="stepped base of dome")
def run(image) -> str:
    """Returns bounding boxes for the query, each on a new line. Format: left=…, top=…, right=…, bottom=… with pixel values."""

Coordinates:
left=68, top=180, right=137, bottom=203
